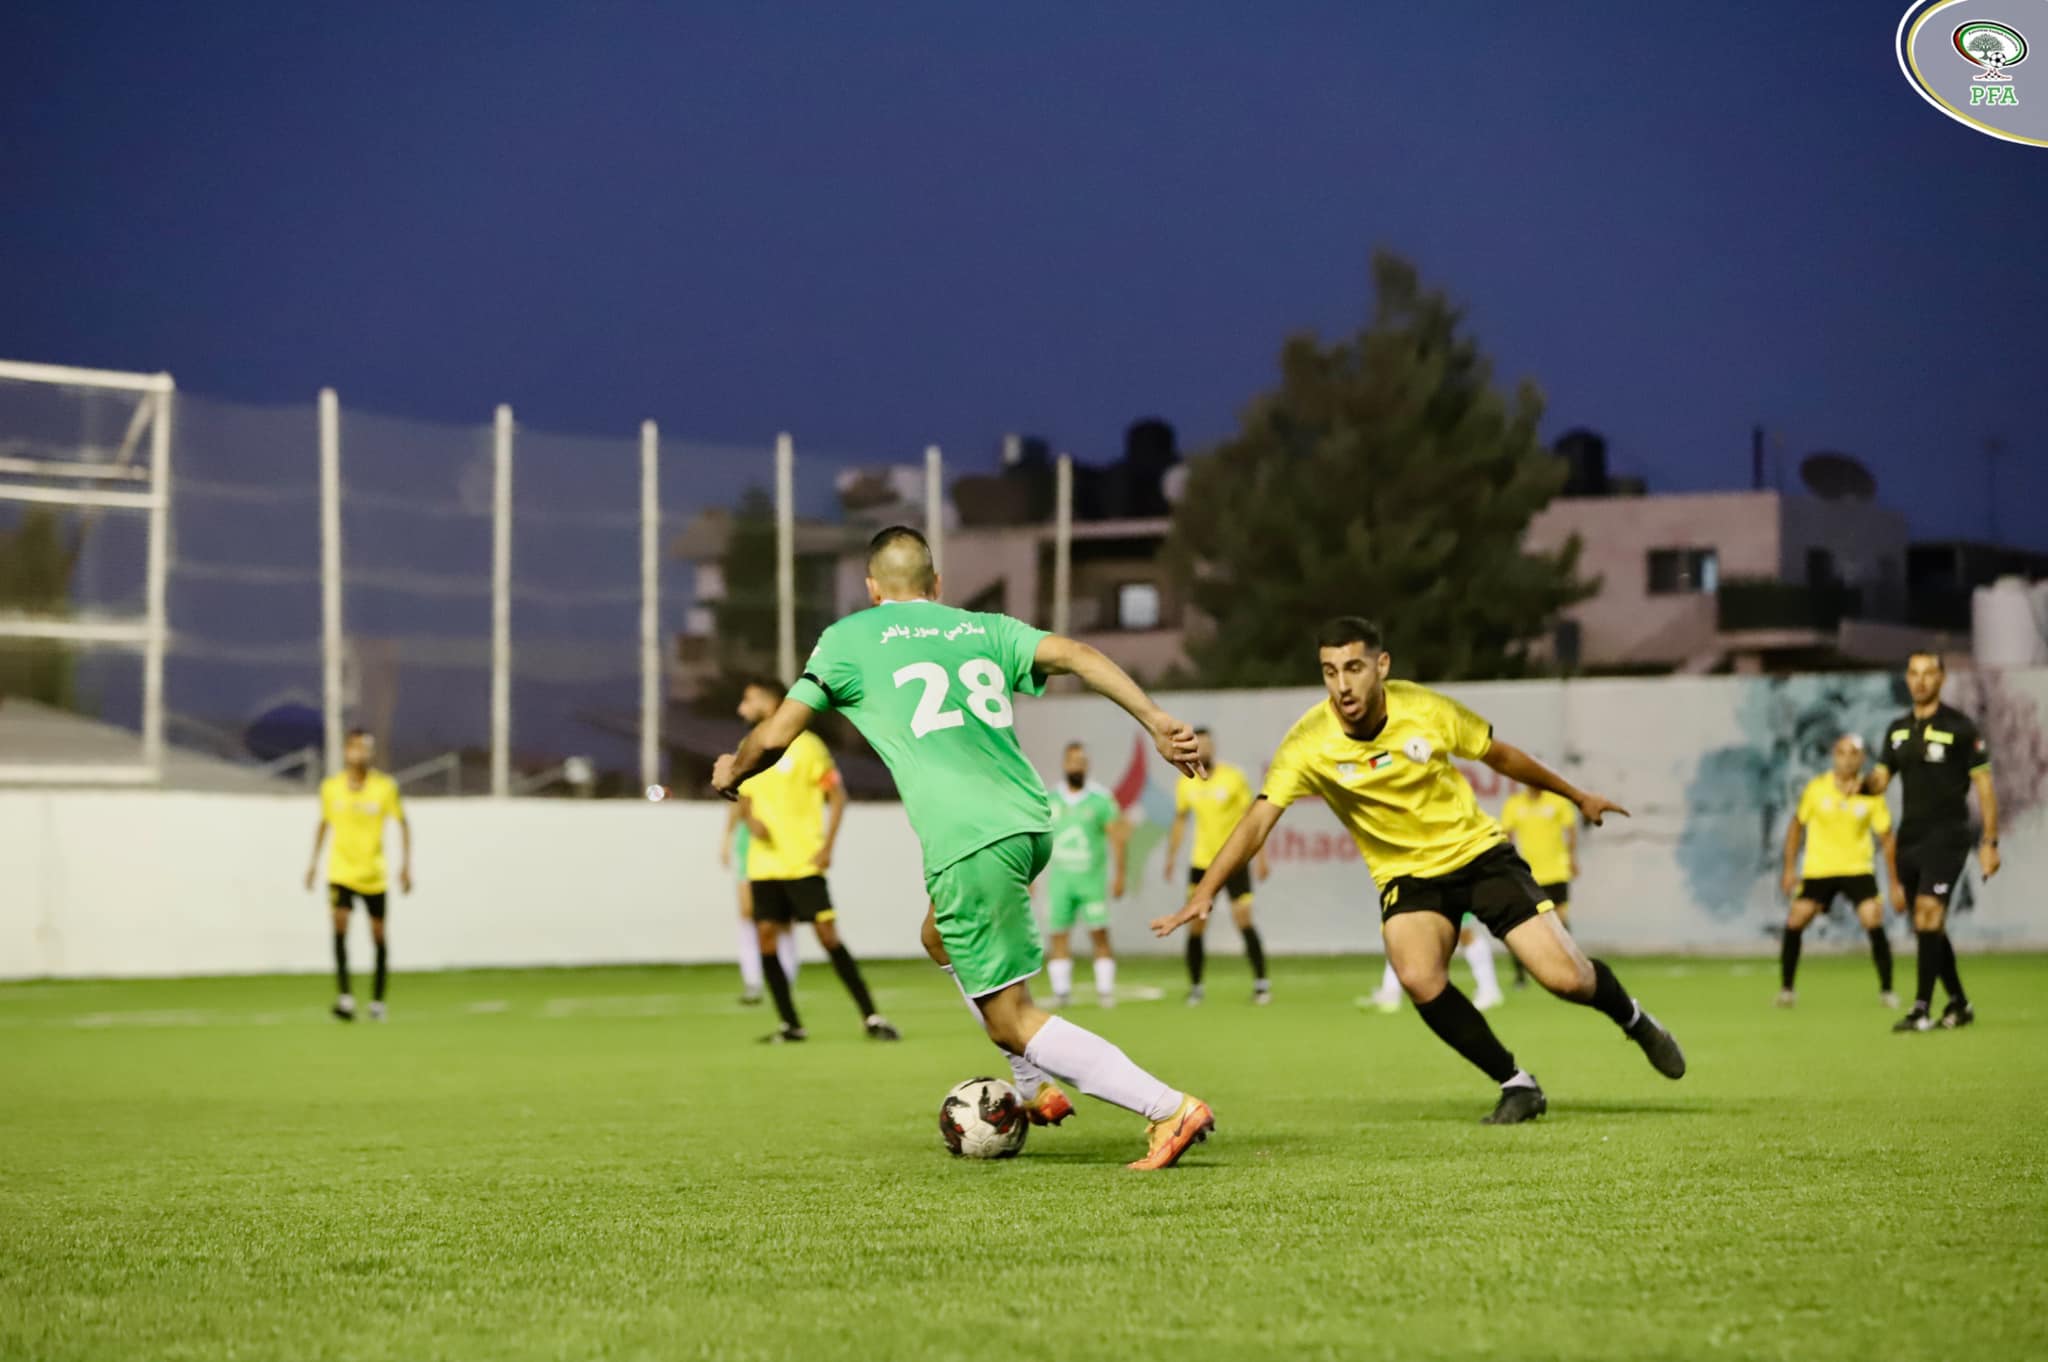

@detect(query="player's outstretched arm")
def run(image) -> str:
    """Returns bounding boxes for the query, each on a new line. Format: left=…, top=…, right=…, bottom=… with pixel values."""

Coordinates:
left=713, top=698, right=818, bottom=800
left=1482, top=739, right=1629, bottom=825
left=1153, top=799, right=1283, bottom=937
left=1032, top=635, right=1202, bottom=776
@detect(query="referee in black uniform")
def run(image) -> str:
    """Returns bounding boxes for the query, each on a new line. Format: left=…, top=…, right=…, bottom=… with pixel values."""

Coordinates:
left=1867, top=652, right=2000, bottom=1032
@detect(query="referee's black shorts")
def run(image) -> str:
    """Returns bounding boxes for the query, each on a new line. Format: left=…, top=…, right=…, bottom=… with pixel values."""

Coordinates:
left=1379, top=844, right=1554, bottom=940
left=1894, top=840, right=1969, bottom=909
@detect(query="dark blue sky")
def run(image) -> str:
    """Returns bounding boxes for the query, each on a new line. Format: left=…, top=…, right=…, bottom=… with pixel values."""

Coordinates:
left=5, top=1, right=2045, bottom=544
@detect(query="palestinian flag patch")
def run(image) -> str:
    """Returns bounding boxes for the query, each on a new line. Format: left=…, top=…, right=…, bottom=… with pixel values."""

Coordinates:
left=1366, top=752, right=1394, bottom=771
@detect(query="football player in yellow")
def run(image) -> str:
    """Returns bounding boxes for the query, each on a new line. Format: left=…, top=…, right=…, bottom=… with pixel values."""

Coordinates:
left=735, top=677, right=897, bottom=1044
left=305, top=728, right=410, bottom=1022
left=1153, top=617, right=1686, bottom=1124
left=1499, top=779, right=1579, bottom=988
left=1778, top=734, right=1898, bottom=1008
left=1164, top=729, right=1271, bottom=1005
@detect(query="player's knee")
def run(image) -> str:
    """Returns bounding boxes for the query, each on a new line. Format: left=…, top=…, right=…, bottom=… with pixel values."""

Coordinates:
left=1231, top=904, right=1254, bottom=930
left=813, top=921, right=841, bottom=951
left=1392, top=958, right=1447, bottom=1000
left=755, top=921, right=779, bottom=954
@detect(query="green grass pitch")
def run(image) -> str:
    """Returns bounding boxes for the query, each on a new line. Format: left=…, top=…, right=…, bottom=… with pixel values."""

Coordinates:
left=4, top=953, right=2045, bottom=1361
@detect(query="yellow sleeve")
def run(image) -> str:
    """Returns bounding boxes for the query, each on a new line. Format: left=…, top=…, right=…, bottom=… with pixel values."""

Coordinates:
left=384, top=778, right=406, bottom=822
left=1795, top=780, right=1819, bottom=826
left=1498, top=800, right=1521, bottom=836
left=318, top=783, right=334, bottom=825
left=802, top=735, right=838, bottom=789
left=1260, top=736, right=1311, bottom=810
left=1175, top=779, right=1191, bottom=814
left=1870, top=796, right=1892, bottom=836
left=1442, top=695, right=1494, bottom=761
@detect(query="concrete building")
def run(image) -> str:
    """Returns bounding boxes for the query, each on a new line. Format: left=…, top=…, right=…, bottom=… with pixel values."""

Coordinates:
left=1525, top=488, right=1957, bottom=673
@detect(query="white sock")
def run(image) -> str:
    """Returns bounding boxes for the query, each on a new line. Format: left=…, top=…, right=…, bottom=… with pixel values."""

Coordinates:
left=1379, top=960, right=1401, bottom=996
left=1048, top=957, right=1074, bottom=997
left=1023, top=1015, right=1181, bottom=1122
left=777, top=931, right=799, bottom=989
left=1094, top=956, right=1116, bottom=999
left=737, top=920, right=764, bottom=992
left=941, top=965, right=1045, bottom=1098
left=1464, top=935, right=1501, bottom=997
left=1503, top=1069, right=1538, bottom=1090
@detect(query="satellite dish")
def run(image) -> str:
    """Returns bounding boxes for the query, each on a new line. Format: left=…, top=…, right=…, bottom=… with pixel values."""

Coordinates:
left=1799, top=451, right=1876, bottom=502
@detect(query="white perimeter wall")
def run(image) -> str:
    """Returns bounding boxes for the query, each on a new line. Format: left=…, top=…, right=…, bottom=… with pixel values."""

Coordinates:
left=6, top=667, right=2046, bottom=978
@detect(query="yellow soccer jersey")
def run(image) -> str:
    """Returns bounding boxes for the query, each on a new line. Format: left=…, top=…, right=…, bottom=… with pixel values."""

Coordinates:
left=1795, top=773, right=1891, bottom=878
left=739, top=730, right=840, bottom=881
left=1500, top=789, right=1577, bottom=886
left=320, top=771, right=405, bottom=894
left=1261, top=681, right=1504, bottom=882
left=1177, top=761, right=1255, bottom=870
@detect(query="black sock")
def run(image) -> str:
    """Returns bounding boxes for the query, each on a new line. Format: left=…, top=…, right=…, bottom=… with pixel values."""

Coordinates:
left=1584, top=959, right=1639, bottom=1028
left=761, top=952, right=801, bottom=1029
left=1913, top=930, right=1940, bottom=1009
left=1867, top=928, right=1894, bottom=993
left=826, top=944, right=877, bottom=1018
left=333, top=932, right=350, bottom=996
left=1186, top=934, right=1206, bottom=986
left=1937, top=931, right=1966, bottom=1006
left=1780, top=926, right=1804, bottom=990
left=1414, top=984, right=1518, bottom=1084
left=1241, top=926, right=1267, bottom=983
left=373, top=941, right=388, bottom=1003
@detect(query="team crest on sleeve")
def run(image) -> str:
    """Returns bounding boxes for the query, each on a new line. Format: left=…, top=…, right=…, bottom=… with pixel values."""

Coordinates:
left=1403, top=737, right=1433, bottom=764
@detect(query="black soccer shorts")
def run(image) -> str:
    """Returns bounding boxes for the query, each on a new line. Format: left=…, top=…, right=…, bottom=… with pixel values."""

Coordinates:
left=329, top=884, right=388, bottom=920
left=1894, top=842, right=1969, bottom=909
left=750, top=876, right=835, bottom=924
left=1190, top=865, right=1254, bottom=901
left=1379, top=844, right=1554, bottom=939
left=1796, top=874, right=1881, bottom=907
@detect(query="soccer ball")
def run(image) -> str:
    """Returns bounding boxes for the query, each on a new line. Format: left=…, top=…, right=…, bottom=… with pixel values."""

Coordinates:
left=938, top=1077, right=1029, bottom=1159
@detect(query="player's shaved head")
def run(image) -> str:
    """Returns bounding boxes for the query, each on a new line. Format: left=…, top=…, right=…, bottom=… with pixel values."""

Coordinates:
left=866, top=526, right=938, bottom=600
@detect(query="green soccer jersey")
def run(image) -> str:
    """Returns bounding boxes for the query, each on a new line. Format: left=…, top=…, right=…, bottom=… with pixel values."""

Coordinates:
left=788, top=599, right=1053, bottom=877
left=1048, top=782, right=1117, bottom=883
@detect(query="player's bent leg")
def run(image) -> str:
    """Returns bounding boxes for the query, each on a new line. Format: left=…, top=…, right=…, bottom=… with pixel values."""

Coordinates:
left=1383, top=911, right=1537, bottom=1119
left=367, top=905, right=389, bottom=1021
left=754, top=913, right=804, bottom=1040
left=329, top=897, right=355, bottom=1020
left=1780, top=898, right=1820, bottom=1004
left=1047, top=929, right=1075, bottom=1007
left=1505, top=912, right=1685, bottom=1079
left=1088, top=927, right=1117, bottom=1006
left=1853, top=899, right=1898, bottom=1004
left=982, top=983, right=1210, bottom=1169
left=1231, top=898, right=1270, bottom=1003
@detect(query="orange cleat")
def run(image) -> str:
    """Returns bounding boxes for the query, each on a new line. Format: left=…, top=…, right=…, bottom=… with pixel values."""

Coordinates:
left=1126, top=1095, right=1214, bottom=1171
left=1025, top=1082, right=1075, bottom=1127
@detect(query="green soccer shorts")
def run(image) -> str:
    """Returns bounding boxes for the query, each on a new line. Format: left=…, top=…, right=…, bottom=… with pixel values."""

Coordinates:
left=1044, top=871, right=1111, bottom=932
left=927, top=832, right=1052, bottom=998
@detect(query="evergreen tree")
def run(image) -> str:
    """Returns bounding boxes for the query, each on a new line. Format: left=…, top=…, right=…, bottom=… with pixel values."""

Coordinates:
left=1167, top=251, right=1593, bottom=686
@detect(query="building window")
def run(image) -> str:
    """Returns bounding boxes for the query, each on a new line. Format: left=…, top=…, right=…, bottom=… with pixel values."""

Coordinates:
left=1646, top=548, right=1719, bottom=595
left=1115, top=582, right=1162, bottom=631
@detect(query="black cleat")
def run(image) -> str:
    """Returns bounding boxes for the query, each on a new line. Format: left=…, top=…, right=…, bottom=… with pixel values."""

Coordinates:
left=1938, top=1001, right=1975, bottom=1030
left=760, top=1024, right=807, bottom=1044
left=865, top=1016, right=901, bottom=1041
left=1483, top=1080, right=1547, bottom=1125
left=1893, top=1006, right=1934, bottom=1033
left=1625, top=1009, right=1687, bottom=1079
